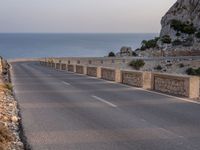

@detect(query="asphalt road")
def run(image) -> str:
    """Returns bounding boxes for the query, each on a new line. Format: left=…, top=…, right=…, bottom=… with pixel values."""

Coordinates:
left=11, top=61, right=200, bottom=150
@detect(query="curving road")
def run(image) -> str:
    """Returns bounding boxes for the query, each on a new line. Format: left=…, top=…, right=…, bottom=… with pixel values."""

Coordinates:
left=11, top=61, right=200, bottom=150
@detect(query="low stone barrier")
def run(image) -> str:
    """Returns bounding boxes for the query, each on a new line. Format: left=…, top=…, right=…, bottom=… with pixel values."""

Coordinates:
left=40, top=60, right=200, bottom=99
left=87, top=66, right=97, bottom=77
left=47, top=62, right=51, bottom=67
left=153, top=73, right=199, bottom=98
left=68, top=64, right=74, bottom=72
left=101, top=68, right=115, bottom=81
left=122, top=71, right=143, bottom=87
left=56, top=63, right=60, bottom=69
left=76, top=65, right=84, bottom=74
left=61, top=64, right=67, bottom=70
left=52, top=63, right=55, bottom=68
left=199, top=77, right=200, bottom=98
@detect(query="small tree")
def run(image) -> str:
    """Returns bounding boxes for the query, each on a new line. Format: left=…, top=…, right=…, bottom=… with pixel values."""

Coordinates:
left=108, top=51, right=115, bottom=57
left=186, top=67, right=200, bottom=76
left=195, top=32, right=200, bottom=38
left=154, top=65, right=162, bottom=70
left=132, top=51, right=138, bottom=56
left=129, top=59, right=145, bottom=70
left=161, top=35, right=171, bottom=44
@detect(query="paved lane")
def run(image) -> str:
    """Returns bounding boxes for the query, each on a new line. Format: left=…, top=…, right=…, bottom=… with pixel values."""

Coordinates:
left=11, top=61, right=200, bottom=150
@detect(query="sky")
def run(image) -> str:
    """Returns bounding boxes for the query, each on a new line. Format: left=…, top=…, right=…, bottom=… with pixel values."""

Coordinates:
left=0, top=0, right=176, bottom=33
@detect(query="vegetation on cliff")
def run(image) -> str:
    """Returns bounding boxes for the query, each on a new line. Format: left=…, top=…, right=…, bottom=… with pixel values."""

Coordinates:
left=129, top=59, right=145, bottom=70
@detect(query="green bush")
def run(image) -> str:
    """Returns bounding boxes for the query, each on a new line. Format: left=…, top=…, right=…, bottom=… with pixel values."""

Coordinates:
left=183, top=37, right=193, bottom=47
left=172, top=39, right=182, bottom=46
left=186, top=67, right=200, bottom=76
left=170, top=19, right=196, bottom=34
left=154, top=65, right=162, bottom=70
left=161, top=35, right=171, bottom=44
left=129, top=59, right=145, bottom=70
left=132, top=51, right=137, bottom=56
left=141, top=37, right=159, bottom=50
left=179, top=63, right=184, bottom=68
left=176, top=32, right=181, bottom=36
left=108, top=51, right=115, bottom=57
left=195, top=32, right=200, bottom=38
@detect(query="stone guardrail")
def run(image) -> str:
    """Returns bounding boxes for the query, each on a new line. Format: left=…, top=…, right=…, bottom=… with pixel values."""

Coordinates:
left=68, top=64, right=74, bottom=72
left=61, top=64, right=67, bottom=70
left=56, top=63, right=60, bottom=70
left=153, top=73, right=198, bottom=98
left=122, top=71, right=143, bottom=87
left=101, top=68, right=116, bottom=81
left=87, top=66, right=97, bottom=77
left=40, top=61, right=200, bottom=99
left=76, top=65, right=84, bottom=74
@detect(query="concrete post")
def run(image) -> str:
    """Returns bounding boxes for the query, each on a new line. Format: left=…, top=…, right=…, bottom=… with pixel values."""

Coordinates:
left=83, top=66, right=87, bottom=75
left=142, top=72, right=153, bottom=90
left=115, top=69, right=122, bottom=83
left=73, top=64, right=76, bottom=73
left=188, top=76, right=199, bottom=99
left=97, top=67, right=102, bottom=78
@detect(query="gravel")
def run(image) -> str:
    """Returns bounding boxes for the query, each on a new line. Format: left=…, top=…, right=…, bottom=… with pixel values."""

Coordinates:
left=0, top=79, right=24, bottom=150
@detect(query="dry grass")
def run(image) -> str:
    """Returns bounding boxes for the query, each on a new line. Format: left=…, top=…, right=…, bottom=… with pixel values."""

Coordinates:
left=0, top=124, right=13, bottom=150
left=0, top=83, right=13, bottom=91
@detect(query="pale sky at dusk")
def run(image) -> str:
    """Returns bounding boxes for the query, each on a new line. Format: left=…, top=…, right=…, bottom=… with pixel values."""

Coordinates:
left=0, top=0, right=176, bottom=33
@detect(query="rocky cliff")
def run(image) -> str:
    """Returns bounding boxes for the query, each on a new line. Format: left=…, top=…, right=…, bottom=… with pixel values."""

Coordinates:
left=159, top=0, right=200, bottom=53
left=138, top=0, right=200, bottom=56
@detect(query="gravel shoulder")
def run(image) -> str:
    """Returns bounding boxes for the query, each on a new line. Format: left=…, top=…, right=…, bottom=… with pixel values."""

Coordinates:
left=0, top=62, right=24, bottom=150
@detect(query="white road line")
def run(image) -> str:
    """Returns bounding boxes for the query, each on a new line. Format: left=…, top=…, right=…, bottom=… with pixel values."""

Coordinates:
left=91, top=95, right=117, bottom=108
left=62, top=81, right=71, bottom=86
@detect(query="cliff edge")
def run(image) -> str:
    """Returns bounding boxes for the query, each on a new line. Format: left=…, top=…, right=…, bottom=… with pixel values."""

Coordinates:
left=138, top=0, right=200, bottom=56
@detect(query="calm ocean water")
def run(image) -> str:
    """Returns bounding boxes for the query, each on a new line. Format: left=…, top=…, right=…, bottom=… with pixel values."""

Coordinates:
left=0, top=33, right=157, bottom=59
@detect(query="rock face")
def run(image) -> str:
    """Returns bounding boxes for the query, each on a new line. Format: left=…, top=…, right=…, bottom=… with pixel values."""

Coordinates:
left=116, top=47, right=133, bottom=57
left=161, top=0, right=200, bottom=37
left=159, top=0, right=200, bottom=54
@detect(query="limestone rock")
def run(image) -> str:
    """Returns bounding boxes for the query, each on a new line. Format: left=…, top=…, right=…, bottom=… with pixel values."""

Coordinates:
left=159, top=0, right=200, bottom=53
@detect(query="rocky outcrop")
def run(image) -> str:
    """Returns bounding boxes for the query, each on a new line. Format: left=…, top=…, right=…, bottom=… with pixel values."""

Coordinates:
left=116, top=47, right=133, bottom=57
left=159, top=0, right=200, bottom=53
left=161, top=0, right=200, bottom=37
left=137, top=0, right=200, bottom=56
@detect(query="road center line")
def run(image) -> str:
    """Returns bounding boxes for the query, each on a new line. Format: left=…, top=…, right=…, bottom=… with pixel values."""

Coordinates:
left=91, top=95, right=117, bottom=108
left=62, top=81, right=71, bottom=86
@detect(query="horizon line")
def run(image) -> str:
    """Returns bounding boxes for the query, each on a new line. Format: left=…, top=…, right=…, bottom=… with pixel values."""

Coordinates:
left=0, top=32, right=159, bottom=34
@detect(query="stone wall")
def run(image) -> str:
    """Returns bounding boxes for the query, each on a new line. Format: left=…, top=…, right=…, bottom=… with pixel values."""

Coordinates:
left=41, top=59, right=200, bottom=99
left=76, top=65, right=84, bottom=74
left=61, top=64, right=67, bottom=70
left=122, top=71, right=143, bottom=87
left=101, top=68, right=115, bottom=81
left=87, top=66, right=97, bottom=77
left=52, top=63, right=55, bottom=68
left=153, top=73, right=188, bottom=97
left=56, top=63, right=60, bottom=69
left=68, top=65, right=74, bottom=72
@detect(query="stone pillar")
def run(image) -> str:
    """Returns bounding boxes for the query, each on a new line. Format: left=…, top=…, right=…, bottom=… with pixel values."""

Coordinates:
left=83, top=66, right=87, bottom=75
left=115, top=68, right=122, bottom=83
left=97, top=67, right=102, bottom=78
left=188, top=76, right=199, bottom=99
left=73, top=64, right=76, bottom=73
left=142, top=72, right=153, bottom=90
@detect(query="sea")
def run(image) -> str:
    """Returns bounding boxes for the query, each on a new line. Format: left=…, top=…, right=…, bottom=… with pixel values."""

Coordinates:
left=0, top=33, right=158, bottom=59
